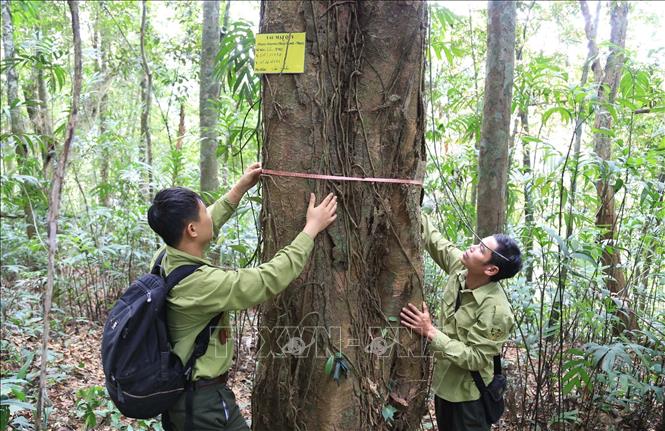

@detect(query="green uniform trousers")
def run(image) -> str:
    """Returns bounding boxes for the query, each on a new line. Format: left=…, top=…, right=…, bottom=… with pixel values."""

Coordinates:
left=435, top=395, right=489, bottom=431
left=163, top=383, right=249, bottom=431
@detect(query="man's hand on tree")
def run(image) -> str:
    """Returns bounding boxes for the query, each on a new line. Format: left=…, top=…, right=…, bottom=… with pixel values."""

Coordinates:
left=228, top=162, right=262, bottom=204
left=303, top=193, right=337, bottom=239
left=401, top=302, right=438, bottom=341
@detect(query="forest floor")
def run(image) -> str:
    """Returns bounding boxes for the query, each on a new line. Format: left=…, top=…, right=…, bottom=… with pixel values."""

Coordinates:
left=1, top=314, right=659, bottom=430
left=1, top=316, right=439, bottom=431
left=2, top=316, right=427, bottom=430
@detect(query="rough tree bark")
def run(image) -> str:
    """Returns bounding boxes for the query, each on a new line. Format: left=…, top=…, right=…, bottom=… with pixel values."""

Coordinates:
left=2, top=0, right=36, bottom=239
left=253, top=2, right=428, bottom=430
left=589, top=2, right=635, bottom=332
left=139, top=0, right=153, bottom=192
left=199, top=0, right=221, bottom=200
left=476, top=1, right=516, bottom=238
left=35, top=1, right=81, bottom=428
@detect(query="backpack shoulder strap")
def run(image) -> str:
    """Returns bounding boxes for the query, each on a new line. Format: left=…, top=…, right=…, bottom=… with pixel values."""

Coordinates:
left=151, top=249, right=167, bottom=276
left=161, top=261, right=221, bottom=431
left=470, top=355, right=501, bottom=392
left=162, top=262, right=224, bottom=374
left=458, top=287, right=504, bottom=391
left=164, top=264, right=201, bottom=291
left=493, top=354, right=502, bottom=375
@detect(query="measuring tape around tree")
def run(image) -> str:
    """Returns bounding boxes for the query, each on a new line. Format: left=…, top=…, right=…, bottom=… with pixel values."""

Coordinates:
left=260, top=169, right=423, bottom=186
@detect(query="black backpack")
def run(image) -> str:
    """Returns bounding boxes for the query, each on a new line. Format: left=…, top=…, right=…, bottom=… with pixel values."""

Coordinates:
left=101, top=251, right=221, bottom=420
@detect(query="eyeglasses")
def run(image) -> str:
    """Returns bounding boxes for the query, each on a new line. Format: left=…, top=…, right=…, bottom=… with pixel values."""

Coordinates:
left=476, top=237, right=511, bottom=263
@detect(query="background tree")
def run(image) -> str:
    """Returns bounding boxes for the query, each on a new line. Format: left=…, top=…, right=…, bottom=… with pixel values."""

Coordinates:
left=93, top=0, right=112, bottom=207
left=139, top=0, right=153, bottom=193
left=35, top=1, right=81, bottom=428
left=589, top=2, right=636, bottom=332
left=476, top=0, right=516, bottom=237
left=1, top=0, right=35, bottom=238
left=252, top=2, right=428, bottom=430
left=199, top=0, right=221, bottom=200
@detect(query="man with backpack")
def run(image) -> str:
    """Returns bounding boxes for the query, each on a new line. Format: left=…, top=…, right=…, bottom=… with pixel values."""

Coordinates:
left=147, top=162, right=337, bottom=430
left=400, top=214, right=521, bottom=431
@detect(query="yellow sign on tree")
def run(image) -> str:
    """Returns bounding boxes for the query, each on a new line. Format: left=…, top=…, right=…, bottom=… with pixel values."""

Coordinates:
left=254, top=32, right=306, bottom=74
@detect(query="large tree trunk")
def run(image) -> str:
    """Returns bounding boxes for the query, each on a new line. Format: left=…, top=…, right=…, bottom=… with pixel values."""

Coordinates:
left=139, top=0, right=153, bottom=193
left=35, top=1, right=81, bottom=428
left=476, top=1, right=516, bottom=238
left=591, top=2, right=635, bottom=332
left=253, top=2, right=428, bottom=430
left=2, top=0, right=36, bottom=239
left=199, top=0, right=221, bottom=200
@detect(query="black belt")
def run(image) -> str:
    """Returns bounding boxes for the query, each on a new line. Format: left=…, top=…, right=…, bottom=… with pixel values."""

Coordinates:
left=192, top=372, right=229, bottom=390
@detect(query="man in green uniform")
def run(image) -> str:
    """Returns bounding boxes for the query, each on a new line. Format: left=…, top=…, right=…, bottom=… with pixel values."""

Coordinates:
left=401, top=214, right=521, bottom=431
left=147, top=162, right=337, bottom=430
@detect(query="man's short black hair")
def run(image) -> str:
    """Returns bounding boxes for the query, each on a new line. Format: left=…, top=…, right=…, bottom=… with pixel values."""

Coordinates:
left=147, top=187, right=203, bottom=247
left=488, top=234, right=522, bottom=282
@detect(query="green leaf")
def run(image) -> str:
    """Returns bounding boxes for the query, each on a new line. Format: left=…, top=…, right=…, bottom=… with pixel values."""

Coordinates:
left=613, top=178, right=624, bottom=192
left=0, top=399, right=34, bottom=415
left=542, top=107, right=572, bottom=125
left=542, top=225, right=568, bottom=256
left=230, top=244, right=248, bottom=253
left=438, top=44, right=452, bottom=66
left=0, top=405, right=8, bottom=431
left=324, top=355, right=334, bottom=376
left=17, top=351, right=35, bottom=380
left=562, top=374, right=579, bottom=395
left=388, top=316, right=398, bottom=323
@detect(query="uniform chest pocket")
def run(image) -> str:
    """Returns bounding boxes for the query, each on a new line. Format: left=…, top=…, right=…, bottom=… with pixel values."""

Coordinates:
left=454, top=305, right=476, bottom=340
left=441, top=288, right=458, bottom=322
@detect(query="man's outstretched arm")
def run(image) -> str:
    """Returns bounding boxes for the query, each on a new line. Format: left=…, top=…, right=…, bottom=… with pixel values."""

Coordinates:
left=421, top=213, right=464, bottom=274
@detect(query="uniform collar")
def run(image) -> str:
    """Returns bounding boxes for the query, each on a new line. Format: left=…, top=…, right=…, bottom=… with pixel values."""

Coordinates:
left=165, top=245, right=212, bottom=267
left=456, top=269, right=499, bottom=303
left=469, top=281, right=499, bottom=303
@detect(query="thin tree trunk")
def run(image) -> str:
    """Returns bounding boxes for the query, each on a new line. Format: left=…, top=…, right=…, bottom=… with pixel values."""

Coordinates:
left=515, top=1, right=535, bottom=283
left=95, top=2, right=111, bottom=207
left=468, top=14, right=480, bottom=211
left=36, top=1, right=81, bottom=428
left=199, top=0, right=221, bottom=201
left=253, top=2, right=428, bottom=430
left=140, top=0, right=153, bottom=193
left=590, top=2, right=634, bottom=333
left=570, top=0, right=601, bottom=241
left=2, top=0, right=36, bottom=239
left=549, top=0, right=602, bottom=331
left=34, top=31, right=56, bottom=173
left=222, top=0, right=230, bottom=36
left=176, top=102, right=186, bottom=151
left=476, top=1, right=516, bottom=238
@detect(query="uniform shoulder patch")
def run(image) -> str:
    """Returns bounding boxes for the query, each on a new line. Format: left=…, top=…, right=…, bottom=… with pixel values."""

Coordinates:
left=489, top=327, right=505, bottom=341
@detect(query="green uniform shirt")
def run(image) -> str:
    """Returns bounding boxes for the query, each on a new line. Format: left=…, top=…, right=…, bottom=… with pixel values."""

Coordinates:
left=150, top=194, right=314, bottom=380
left=422, top=215, right=514, bottom=402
